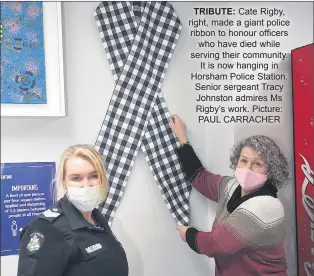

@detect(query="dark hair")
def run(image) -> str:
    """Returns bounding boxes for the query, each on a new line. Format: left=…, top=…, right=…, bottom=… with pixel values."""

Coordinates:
left=229, top=135, right=290, bottom=189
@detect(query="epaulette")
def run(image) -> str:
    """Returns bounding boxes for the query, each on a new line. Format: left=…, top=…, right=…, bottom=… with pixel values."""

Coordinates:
left=39, top=206, right=64, bottom=222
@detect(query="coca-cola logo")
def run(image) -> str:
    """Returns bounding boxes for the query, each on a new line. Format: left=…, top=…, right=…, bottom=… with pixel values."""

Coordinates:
left=299, top=153, right=314, bottom=276
left=300, top=153, right=313, bottom=221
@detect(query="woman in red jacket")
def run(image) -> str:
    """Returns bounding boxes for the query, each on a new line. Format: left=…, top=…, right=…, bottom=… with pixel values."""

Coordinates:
left=170, top=114, right=290, bottom=276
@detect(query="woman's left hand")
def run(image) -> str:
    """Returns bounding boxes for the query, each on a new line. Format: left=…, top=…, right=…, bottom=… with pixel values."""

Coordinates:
left=176, top=226, right=192, bottom=242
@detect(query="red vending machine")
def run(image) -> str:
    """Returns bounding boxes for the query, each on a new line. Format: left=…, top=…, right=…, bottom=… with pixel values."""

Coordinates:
left=291, top=43, right=313, bottom=276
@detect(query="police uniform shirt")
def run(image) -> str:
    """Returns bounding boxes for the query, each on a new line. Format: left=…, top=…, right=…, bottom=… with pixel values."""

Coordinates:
left=17, top=195, right=129, bottom=276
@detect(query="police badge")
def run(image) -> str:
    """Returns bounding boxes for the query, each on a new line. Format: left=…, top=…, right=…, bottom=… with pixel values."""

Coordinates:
left=26, top=232, right=45, bottom=255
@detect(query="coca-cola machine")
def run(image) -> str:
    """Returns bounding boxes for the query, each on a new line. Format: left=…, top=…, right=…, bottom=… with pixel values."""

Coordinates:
left=291, top=43, right=313, bottom=276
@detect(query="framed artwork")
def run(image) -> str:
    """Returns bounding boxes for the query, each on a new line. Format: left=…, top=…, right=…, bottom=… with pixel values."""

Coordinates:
left=1, top=2, right=65, bottom=117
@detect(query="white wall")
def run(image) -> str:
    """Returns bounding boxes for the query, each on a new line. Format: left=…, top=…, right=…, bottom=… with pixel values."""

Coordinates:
left=1, top=2, right=313, bottom=276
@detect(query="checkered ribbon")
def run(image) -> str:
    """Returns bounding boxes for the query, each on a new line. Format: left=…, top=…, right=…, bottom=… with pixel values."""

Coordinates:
left=94, top=1, right=191, bottom=226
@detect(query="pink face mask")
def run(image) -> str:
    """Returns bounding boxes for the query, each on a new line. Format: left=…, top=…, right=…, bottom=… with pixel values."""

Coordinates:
left=235, top=167, right=267, bottom=192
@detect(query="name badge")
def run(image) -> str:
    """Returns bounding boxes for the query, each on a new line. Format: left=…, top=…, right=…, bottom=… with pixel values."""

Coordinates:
left=85, top=243, right=102, bottom=254
left=79, top=241, right=106, bottom=260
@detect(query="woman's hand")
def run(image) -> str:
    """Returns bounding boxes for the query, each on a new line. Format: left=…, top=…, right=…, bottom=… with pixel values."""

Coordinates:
left=176, top=226, right=192, bottom=242
left=169, top=114, right=188, bottom=144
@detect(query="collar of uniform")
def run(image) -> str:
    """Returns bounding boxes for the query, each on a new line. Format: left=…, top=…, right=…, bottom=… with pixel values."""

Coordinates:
left=91, top=208, right=110, bottom=230
left=61, top=195, right=98, bottom=231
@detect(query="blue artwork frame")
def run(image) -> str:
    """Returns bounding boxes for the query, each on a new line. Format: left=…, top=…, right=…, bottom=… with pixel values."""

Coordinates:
left=0, top=2, right=47, bottom=104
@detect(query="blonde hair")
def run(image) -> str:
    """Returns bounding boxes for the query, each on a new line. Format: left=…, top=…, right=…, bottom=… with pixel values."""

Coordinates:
left=53, top=144, right=108, bottom=202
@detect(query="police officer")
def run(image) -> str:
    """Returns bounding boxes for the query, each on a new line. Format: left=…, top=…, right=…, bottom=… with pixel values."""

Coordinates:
left=17, top=144, right=129, bottom=276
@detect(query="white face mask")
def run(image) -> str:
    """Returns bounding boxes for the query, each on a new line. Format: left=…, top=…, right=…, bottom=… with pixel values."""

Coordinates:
left=67, top=185, right=103, bottom=212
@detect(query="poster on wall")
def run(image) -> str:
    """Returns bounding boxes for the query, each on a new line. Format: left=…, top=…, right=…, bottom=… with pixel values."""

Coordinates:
left=0, top=1, right=47, bottom=104
left=291, top=43, right=313, bottom=276
left=0, top=162, right=55, bottom=256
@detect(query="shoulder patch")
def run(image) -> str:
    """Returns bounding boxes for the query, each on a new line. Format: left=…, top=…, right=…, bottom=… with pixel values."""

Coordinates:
left=26, top=231, right=45, bottom=255
left=39, top=207, right=63, bottom=222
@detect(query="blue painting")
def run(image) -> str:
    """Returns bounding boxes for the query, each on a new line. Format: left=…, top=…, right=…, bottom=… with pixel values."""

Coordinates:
left=0, top=2, right=47, bottom=104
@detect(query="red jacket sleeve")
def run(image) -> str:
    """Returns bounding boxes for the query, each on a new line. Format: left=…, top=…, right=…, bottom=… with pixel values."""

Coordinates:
left=192, top=169, right=223, bottom=202
left=186, top=205, right=285, bottom=258
left=195, top=223, right=248, bottom=257
left=185, top=221, right=249, bottom=258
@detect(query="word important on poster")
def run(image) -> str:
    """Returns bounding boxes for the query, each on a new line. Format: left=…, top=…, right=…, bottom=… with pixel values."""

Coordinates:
left=1, top=162, right=55, bottom=256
